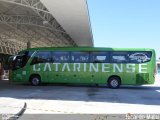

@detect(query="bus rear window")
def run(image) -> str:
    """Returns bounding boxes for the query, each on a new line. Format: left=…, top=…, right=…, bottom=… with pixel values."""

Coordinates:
left=129, top=51, right=152, bottom=63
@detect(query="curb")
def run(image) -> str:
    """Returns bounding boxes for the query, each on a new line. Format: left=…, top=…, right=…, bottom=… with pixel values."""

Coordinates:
left=9, top=102, right=27, bottom=120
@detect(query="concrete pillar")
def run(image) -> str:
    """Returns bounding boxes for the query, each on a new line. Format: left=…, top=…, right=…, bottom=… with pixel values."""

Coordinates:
left=27, top=41, right=31, bottom=48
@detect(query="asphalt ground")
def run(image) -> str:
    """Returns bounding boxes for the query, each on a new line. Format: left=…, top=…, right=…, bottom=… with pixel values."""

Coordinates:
left=0, top=77, right=160, bottom=120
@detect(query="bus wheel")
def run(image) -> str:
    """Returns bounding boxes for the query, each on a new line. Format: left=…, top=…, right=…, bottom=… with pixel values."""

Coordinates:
left=30, top=75, right=41, bottom=86
left=108, top=77, right=121, bottom=89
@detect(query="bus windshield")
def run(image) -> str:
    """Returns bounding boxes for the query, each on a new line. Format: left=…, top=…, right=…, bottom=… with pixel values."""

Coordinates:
left=10, top=51, right=33, bottom=70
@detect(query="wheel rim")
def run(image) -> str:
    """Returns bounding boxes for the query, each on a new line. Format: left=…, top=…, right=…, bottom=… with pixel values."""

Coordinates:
left=32, top=78, right=39, bottom=85
left=110, top=79, right=118, bottom=88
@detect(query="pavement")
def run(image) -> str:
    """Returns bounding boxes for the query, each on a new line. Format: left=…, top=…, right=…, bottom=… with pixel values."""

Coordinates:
left=0, top=76, right=160, bottom=119
left=0, top=80, right=26, bottom=120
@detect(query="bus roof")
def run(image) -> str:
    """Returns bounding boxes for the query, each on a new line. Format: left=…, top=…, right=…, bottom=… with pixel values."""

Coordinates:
left=23, top=47, right=155, bottom=52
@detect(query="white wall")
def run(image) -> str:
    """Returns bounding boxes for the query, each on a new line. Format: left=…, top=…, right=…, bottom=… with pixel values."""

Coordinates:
left=40, top=0, right=93, bottom=46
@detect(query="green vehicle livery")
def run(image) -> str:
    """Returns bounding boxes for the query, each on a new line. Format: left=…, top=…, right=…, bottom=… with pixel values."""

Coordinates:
left=9, top=47, right=156, bottom=88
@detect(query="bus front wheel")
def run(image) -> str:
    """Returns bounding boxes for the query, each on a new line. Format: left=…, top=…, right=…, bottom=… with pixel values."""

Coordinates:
left=108, top=76, right=121, bottom=89
left=30, top=75, right=41, bottom=86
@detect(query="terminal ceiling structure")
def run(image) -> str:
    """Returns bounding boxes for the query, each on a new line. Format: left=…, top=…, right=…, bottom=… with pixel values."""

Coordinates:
left=0, top=0, right=93, bottom=55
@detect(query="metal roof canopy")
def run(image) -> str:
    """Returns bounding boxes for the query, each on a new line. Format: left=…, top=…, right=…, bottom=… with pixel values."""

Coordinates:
left=0, top=0, right=93, bottom=55
left=41, top=0, right=93, bottom=46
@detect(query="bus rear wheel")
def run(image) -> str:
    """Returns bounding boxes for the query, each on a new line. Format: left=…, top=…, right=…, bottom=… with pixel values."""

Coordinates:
left=30, top=75, right=41, bottom=86
left=108, top=77, right=121, bottom=89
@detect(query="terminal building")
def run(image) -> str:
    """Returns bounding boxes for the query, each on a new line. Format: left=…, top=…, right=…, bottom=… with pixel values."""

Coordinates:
left=0, top=0, right=93, bottom=77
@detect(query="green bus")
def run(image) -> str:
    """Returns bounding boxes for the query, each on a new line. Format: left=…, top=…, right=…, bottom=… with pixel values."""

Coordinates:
left=9, top=47, right=156, bottom=88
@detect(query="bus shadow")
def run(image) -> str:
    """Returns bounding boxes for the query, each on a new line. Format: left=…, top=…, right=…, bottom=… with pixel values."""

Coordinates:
left=0, top=80, right=160, bottom=106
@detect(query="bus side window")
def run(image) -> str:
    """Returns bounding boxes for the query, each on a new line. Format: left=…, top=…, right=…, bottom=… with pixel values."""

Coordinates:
left=111, top=52, right=129, bottom=63
left=22, top=51, right=33, bottom=67
left=71, top=52, right=89, bottom=63
left=90, top=52, right=109, bottom=63
left=31, top=51, right=51, bottom=65
left=52, top=52, right=70, bottom=63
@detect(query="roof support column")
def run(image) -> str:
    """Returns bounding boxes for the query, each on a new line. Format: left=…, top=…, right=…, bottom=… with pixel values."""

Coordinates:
left=27, top=41, right=31, bottom=48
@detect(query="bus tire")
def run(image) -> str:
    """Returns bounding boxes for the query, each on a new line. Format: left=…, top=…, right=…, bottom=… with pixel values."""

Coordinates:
left=108, top=76, right=121, bottom=89
left=30, top=75, right=41, bottom=86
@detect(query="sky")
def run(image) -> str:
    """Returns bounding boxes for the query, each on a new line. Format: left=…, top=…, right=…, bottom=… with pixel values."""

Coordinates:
left=87, top=0, right=160, bottom=60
